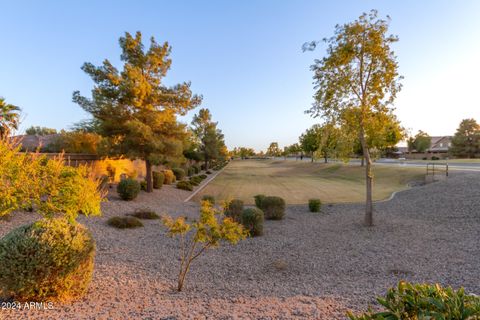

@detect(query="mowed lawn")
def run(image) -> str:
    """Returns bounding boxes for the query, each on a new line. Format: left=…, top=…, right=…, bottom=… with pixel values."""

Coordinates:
left=193, top=159, right=425, bottom=204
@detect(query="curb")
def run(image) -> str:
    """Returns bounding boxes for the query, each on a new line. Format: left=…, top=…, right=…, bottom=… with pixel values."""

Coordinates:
left=183, top=164, right=228, bottom=203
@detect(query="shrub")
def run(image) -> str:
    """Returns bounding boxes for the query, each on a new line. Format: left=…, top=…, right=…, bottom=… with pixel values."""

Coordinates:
left=152, top=171, right=164, bottom=189
left=201, top=163, right=207, bottom=170
left=202, top=195, right=215, bottom=205
left=172, top=168, right=186, bottom=181
left=117, top=178, right=141, bottom=201
left=262, top=196, right=286, bottom=220
left=193, top=164, right=201, bottom=174
left=254, top=194, right=266, bottom=209
left=187, top=166, right=195, bottom=177
left=129, top=209, right=159, bottom=220
left=162, top=201, right=247, bottom=291
left=97, top=174, right=110, bottom=194
left=163, top=170, right=176, bottom=185
left=177, top=181, right=194, bottom=191
left=189, top=176, right=202, bottom=186
left=206, top=170, right=212, bottom=174
left=432, top=156, right=440, bottom=160
left=347, top=281, right=480, bottom=320
left=140, top=180, right=147, bottom=191
left=422, top=157, right=428, bottom=160
left=308, top=199, right=321, bottom=212
left=224, top=199, right=244, bottom=222
left=241, top=208, right=264, bottom=236
left=107, top=216, right=143, bottom=229
left=199, top=174, right=208, bottom=179
left=0, top=218, right=95, bottom=301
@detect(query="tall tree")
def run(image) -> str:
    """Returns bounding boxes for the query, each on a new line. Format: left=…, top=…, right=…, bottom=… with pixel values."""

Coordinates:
left=191, top=108, right=225, bottom=169
left=300, top=126, right=321, bottom=162
left=0, top=97, right=21, bottom=139
left=305, top=10, right=402, bottom=226
left=73, top=31, right=201, bottom=192
left=266, top=142, right=281, bottom=157
left=412, top=130, right=431, bottom=153
left=25, top=126, right=58, bottom=136
left=451, top=118, right=480, bottom=158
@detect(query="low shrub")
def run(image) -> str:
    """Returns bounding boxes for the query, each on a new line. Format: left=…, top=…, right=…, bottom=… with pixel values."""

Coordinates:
left=308, top=199, right=321, bottom=212
left=262, top=196, right=286, bottom=220
left=241, top=208, right=264, bottom=236
left=193, top=164, right=201, bottom=174
left=117, top=178, right=141, bottom=201
left=172, top=168, right=186, bottom=181
left=206, top=170, right=212, bottom=174
left=153, top=171, right=164, bottom=189
left=202, top=195, right=215, bottom=205
left=254, top=194, right=266, bottom=209
left=177, top=181, right=194, bottom=191
left=432, top=156, right=440, bottom=160
left=107, top=216, right=143, bottom=229
left=0, top=218, right=95, bottom=301
left=140, top=180, right=147, bottom=191
left=224, top=199, right=244, bottom=222
left=187, top=167, right=196, bottom=177
left=97, top=175, right=110, bottom=194
left=129, top=209, right=159, bottom=220
left=163, top=170, right=176, bottom=185
left=347, top=281, right=480, bottom=320
left=422, top=157, right=428, bottom=160
left=199, top=174, right=207, bottom=179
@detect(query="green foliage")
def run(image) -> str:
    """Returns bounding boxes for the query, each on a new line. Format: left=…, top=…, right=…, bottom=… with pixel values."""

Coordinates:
left=261, top=196, right=286, bottom=220
left=202, top=195, right=215, bottom=205
left=241, top=208, right=264, bottom=237
left=0, top=138, right=104, bottom=220
left=107, top=216, right=143, bottom=229
left=163, top=169, right=176, bottom=185
left=177, top=181, right=194, bottom=191
left=411, top=131, right=431, bottom=153
left=172, top=167, right=186, bottom=180
left=224, top=199, right=244, bottom=222
left=348, top=281, right=480, bottom=320
left=140, top=180, right=147, bottom=191
left=193, top=164, right=201, bottom=174
left=254, top=194, right=266, bottom=209
left=162, top=201, right=247, bottom=291
left=152, top=171, right=164, bottom=189
left=187, top=166, right=196, bottom=176
left=45, top=131, right=102, bottom=154
left=0, top=218, right=95, bottom=301
left=199, top=174, right=207, bottom=179
left=0, top=97, right=20, bottom=139
left=116, top=178, right=141, bottom=201
left=25, top=126, right=57, bottom=136
left=73, top=31, right=202, bottom=192
left=451, top=119, right=480, bottom=158
left=308, top=199, right=322, bottom=212
left=189, top=176, right=201, bottom=186
left=129, top=209, right=160, bottom=220
left=266, top=142, right=281, bottom=157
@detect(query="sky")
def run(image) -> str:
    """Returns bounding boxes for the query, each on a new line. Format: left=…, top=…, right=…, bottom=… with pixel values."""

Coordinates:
left=1, top=0, right=479, bottom=151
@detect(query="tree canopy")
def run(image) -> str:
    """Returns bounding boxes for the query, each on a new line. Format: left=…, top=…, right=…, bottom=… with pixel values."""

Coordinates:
left=73, top=31, right=202, bottom=192
left=25, top=126, right=58, bottom=136
left=451, top=119, right=480, bottom=158
left=0, top=97, right=21, bottom=139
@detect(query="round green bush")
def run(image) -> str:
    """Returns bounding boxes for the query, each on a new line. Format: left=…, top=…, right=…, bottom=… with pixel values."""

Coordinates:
left=130, top=209, right=159, bottom=220
left=152, top=171, right=164, bottom=189
left=199, top=174, right=208, bottom=179
left=308, top=199, right=321, bottom=212
left=187, top=167, right=195, bottom=177
left=202, top=195, right=215, bottom=205
left=140, top=180, right=147, bottom=191
left=0, top=218, right=95, bottom=301
left=189, top=176, right=201, bottom=186
left=107, top=216, right=143, bottom=229
left=172, top=168, right=186, bottom=181
left=254, top=194, right=266, bottom=209
left=224, top=199, right=244, bottom=222
left=241, top=208, right=264, bottom=236
left=262, top=196, right=286, bottom=220
left=206, top=170, right=212, bottom=174
left=162, top=169, right=176, bottom=185
left=177, top=181, right=193, bottom=191
left=117, top=178, right=141, bottom=200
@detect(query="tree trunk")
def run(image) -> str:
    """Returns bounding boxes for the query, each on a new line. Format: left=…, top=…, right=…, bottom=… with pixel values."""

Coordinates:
left=359, top=134, right=373, bottom=226
left=204, top=157, right=209, bottom=170
left=360, top=156, right=365, bottom=167
left=311, top=152, right=314, bottom=162
left=145, top=159, right=153, bottom=193
left=324, top=152, right=328, bottom=163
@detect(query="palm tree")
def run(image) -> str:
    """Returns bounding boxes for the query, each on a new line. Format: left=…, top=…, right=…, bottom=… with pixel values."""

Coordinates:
left=0, top=97, right=21, bottom=139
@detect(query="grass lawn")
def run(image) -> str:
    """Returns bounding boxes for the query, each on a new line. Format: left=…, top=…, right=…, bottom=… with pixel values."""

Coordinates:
left=193, top=159, right=425, bottom=205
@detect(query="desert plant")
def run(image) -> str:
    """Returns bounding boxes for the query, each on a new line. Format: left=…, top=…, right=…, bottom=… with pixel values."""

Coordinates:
left=107, top=216, right=143, bottom=229
left=172, top=167, right=186, bottom=180
left=162, top=201, right=247, bottom=291
left=189, top=176, right=201, bottom=186
left=116, top=178, right=141, bottom=201
left=224, top=199, right=244, bottom=222
left=163, top=169, right=176, bottom=185
left=129, top=209, right=159, bottom=220
left=140, top=180, right=147, bottom=191
left=177, top=181, right=194, bottom=191
left=262, top=196, right=286, bottom=220
left=254, top=194, right=266, bottom=209
left=152, top=171, right=164, bottom=189
left=97, top=174, right=110, bottom=194
left=308, top=199, right=321, bottom=212
left=241, top=208, right=264, bottom=236
left=202, top=195, right=215, bottom=205
left=199, top=174, right=207, bottom=179
left=0, top=217, right=95, bottom=301
left=187, top=166, right=195, bottom=177
left=348, top=281, right=480, bottom=320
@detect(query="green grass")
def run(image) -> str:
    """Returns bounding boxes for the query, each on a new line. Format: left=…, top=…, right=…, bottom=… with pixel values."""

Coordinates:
left=192, top=160, right=425, bottom=205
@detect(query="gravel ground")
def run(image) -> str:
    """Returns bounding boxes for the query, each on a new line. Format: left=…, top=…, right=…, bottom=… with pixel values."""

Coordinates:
left=0, top=172, right=479, bottom=319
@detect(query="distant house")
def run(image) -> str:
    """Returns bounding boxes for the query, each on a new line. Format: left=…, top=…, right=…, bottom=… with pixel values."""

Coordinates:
left=394, top=136, right=452, bottom=160
left=428, top=136, right=452, bottom=154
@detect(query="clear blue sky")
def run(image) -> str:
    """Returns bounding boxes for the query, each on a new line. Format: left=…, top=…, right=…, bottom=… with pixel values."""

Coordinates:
left=1, top=0, right=479, bottom=151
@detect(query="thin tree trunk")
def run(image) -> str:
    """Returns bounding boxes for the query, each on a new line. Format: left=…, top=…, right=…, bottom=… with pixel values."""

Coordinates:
left=145, top=159, right=153, bottom=193
left=361, top=156, right=365, bottom=167
left=324, top=152, right=328, bottom=163
left=359, top=133, right=373, bottom=226
left=311, top=152, right=314, bottom=162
